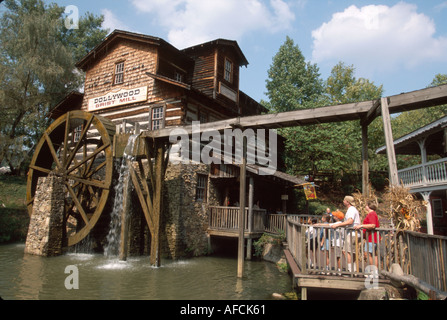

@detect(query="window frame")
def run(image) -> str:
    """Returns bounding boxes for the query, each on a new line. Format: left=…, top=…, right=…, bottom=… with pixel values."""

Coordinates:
left=151, top=104, right=166, bottom=130
left=195, top=174, right=208, bottom=202
left=224, top=58, right=233, bottom=83
left=432, top=198, right=443, bottom=218
left=73, top=124, right=83, bottom=143
left=113, top=61, right=125, bottom=85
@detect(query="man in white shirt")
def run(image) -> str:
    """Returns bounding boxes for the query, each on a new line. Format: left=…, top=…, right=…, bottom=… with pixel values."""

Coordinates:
left=331, top=196, right=360, bottom=272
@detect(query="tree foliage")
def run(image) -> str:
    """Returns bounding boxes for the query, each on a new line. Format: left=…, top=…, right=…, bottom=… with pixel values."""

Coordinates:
left=263, top=36, right=324, bottom=112
left=0, top=0, right=108, bottom=174
left=264, top=39, right=383, bottom=177
left=391, top=74, right=447, bottom=139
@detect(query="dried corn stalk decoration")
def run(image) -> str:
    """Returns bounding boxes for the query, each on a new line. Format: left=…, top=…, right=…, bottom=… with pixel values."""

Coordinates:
left=351, top=183, right=424, bottom=231
left=382, top=184, right=425, bottom=231
left=352, top=185, right=379, bottom=219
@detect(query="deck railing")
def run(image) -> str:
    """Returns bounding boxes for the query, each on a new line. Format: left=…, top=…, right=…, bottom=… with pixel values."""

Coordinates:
left=287, top=219, right=402, bottom=278
left=398, top=158, right=447, bottom=188
left=404, top=231, right=447, bottom=292
left=264, top=214, right=323, bottom=234
left=286, top=218, right=447, bottom=292
left=208, top=206, right=266, bottom=233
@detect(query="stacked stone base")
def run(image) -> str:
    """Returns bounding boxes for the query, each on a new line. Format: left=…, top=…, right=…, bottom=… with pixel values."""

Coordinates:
left=25, top=174, right=64, bottom=256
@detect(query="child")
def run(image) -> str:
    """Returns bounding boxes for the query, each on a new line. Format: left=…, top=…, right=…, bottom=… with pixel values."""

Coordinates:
left=355, top=201, right=380, bottom=267
left=330, top=210, right=345, bottom=275
left=305, top=217, right=318, bottom=268
left=315, top=213, right=332, bottom=274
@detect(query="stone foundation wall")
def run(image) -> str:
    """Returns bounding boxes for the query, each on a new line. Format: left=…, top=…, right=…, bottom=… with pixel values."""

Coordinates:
left=25, top=174, right=64, bottom=256
left=162, top=162, right=219, bottom=259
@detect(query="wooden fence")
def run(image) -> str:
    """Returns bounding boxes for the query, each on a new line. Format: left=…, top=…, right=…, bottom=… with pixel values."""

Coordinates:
left=208, top=206, right=265, bottom=233
left=404, top=231, right=447, bottom=292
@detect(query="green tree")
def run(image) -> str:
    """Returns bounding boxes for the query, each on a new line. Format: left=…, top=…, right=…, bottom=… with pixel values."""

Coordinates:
left=0, top=0, right=108, bottom=174
left=387, top=74, right=447, bottom=170
left=392, top=74, right=447, bottom=139
left=263, top=36, right=324, bottom=112
left=263, top=37, right=328, bottom=175
left=325, top=62, right=384, bottom=172
left=264, top=49, right=383, bottom=177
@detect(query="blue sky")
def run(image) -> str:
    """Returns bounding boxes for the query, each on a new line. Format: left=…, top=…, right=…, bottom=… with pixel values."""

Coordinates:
left=43, top=0, right=447, bottom=103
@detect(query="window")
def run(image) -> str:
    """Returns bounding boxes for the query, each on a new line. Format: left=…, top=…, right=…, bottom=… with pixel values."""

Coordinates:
left=433, top=199, right=443, bottom=218
left=196, top=174, right=208, bottom=202
left=224, top=58, right=233, bottom=83
left=175, top=71, right=183, bottom=83
left=199, top=112, right=207, bottom=123
left=151, top=106, right=165, bottom=130
left=73, top=125, right=83, bottom=143
left=114, top=61, right=125, bottom=85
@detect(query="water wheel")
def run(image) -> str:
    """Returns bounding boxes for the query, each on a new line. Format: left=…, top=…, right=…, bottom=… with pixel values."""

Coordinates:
left=26, top=110, right=115, bottom=247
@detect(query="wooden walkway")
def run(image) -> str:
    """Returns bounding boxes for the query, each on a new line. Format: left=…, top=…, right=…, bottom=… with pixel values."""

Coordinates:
left=283, top=247, right=391, bottom=300
left=285, top=218, right=447, bottom=300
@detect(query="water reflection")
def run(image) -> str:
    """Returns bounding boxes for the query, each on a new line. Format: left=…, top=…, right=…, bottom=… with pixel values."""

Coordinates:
left=0, top=244, right=292, bottom=300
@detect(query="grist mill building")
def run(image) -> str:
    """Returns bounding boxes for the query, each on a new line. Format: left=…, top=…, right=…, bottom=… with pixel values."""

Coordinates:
left=50, top=30, right=303, bottom=259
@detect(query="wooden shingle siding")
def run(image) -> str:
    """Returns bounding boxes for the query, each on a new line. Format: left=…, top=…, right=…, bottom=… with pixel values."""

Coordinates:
left=57, top=31, right=267, bottom=137
left=82, top=39, right=158, bottom=111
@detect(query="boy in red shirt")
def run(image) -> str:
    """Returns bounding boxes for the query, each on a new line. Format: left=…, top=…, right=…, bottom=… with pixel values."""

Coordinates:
left=355, top=201, right=380, bottom=267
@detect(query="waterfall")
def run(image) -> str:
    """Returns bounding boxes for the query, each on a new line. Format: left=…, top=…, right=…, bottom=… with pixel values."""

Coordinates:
left=104, top=134, right=140, bottom=257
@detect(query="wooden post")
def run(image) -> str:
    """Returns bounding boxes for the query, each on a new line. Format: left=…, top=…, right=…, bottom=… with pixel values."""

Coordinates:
left=238, top=136, right=247, bottom=278
left=246, top=175, right=254, bottom=260
left=421, top=192, right=434, bottom=235
left=150, top=140, right=165, bottom=267
left=361, top=124, right=369, bottom=196
left=381, top=97, right=399, bottom=186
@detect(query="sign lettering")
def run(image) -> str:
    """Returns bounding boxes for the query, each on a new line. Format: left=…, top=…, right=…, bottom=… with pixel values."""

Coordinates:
left=88, top=86, right=148, bottom=111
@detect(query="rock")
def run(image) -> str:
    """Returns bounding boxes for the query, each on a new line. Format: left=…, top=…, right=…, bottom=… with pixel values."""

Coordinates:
left=272, top=293, right=287, bottom=300
left=390, top=263, right=405, bottom=288
left=262, top=241, right=284, bottom=264
left=358, top=287, right=388, bottom=300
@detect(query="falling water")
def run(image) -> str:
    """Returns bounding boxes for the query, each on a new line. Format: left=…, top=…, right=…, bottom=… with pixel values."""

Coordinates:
left=104, top=134, right=140, bottom=257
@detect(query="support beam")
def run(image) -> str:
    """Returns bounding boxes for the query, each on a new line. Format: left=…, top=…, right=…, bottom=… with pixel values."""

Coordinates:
left=381, top=97, right=399, bottom=186
left=246, top=175, right=254, bottom=260
left=149, top=140, right=166, bottom=267
left=238, top=136, right=247, bottom=278
left=129, top=138, right=170, bottom=267
left=361, top=124, right=369, bottom=196
left=421, top=192, right=434, bottom=235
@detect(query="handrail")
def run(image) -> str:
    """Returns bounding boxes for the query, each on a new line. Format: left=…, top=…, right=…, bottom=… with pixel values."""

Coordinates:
left=286, top=218, right=447, bottom=292
left=287, top=218, right=400, bottom=278
left=399, top=157, right=447, bottom=188
left=208, top=206, right=266, bottom=233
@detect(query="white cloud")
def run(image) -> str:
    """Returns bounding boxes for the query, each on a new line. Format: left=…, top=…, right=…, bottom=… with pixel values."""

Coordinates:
left=130, top=0, right=295, bottom=48
left=101, top=9, right=132, bottom=32
left=311, top=2, right=447, bottom=74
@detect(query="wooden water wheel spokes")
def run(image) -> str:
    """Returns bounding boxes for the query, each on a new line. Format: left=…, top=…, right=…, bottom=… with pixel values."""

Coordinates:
left=27, top=111, right=115, bottom=247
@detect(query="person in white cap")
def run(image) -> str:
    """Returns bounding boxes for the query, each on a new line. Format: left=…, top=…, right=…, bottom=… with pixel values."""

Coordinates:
left=331, top=196, right=360, bottom=273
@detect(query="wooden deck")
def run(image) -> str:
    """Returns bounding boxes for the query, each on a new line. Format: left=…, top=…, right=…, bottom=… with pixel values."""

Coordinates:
left=207, top=206, right=265, bottom=238
left=284, top=247, right=391, bottom=299
left=285, top=218, right=447, bottom=299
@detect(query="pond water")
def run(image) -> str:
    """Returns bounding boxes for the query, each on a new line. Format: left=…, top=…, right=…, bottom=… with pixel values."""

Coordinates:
left=0, top=243, right=292, bottom=300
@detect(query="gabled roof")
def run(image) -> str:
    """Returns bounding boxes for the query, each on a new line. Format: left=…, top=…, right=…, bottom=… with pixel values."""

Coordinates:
left=48, top=91, right=84, bottom=119
left=75, top=29, right=194, bottom=71
left=376, top=116, right=447, bottom=155
left=182, top=38, right=249, bottom=67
